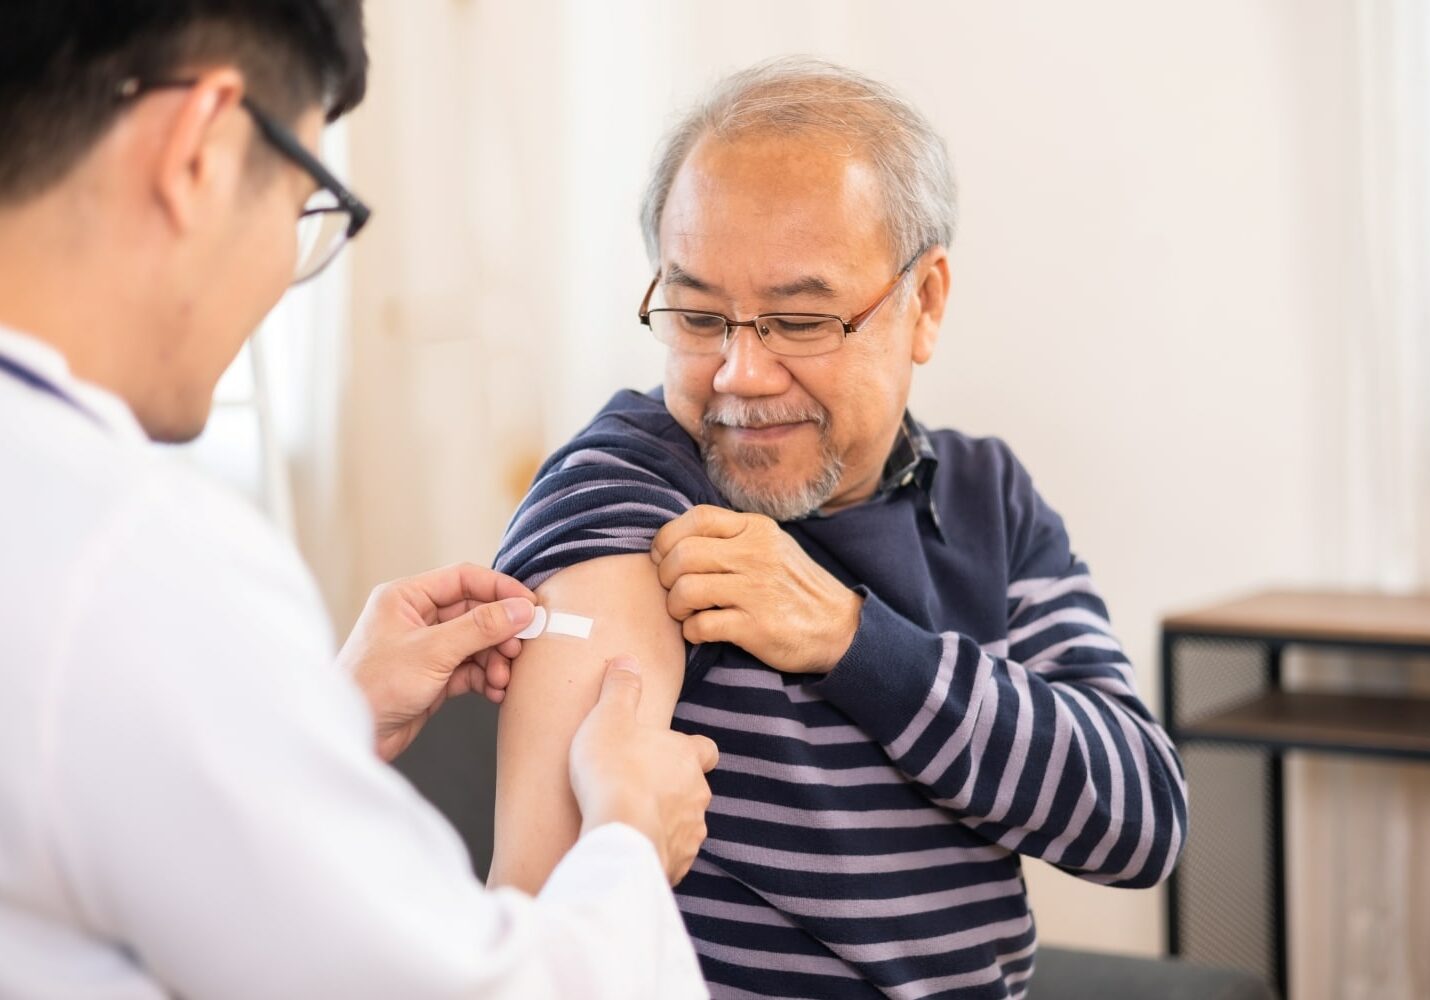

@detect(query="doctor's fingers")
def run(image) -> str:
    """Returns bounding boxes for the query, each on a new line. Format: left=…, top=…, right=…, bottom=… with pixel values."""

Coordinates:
left=665, top=741, right=715, bottom=884
left=451, top=658, right=514, bottom=712
left=683, top=732, right=720, bottom=773
left=395, top=563, right=537, bottom=621
left=435, top=600, right=522, bottom=660
left=428, top=597, right=536, bottom=664
left=481, top=650, right=513, bottom=697
left=669, top=821, right=709, bottom=885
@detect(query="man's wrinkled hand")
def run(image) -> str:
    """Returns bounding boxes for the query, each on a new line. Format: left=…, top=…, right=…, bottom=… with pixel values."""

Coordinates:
left=338, top=563, right=536, bottom=761
left=650, top=505, right=862, bottom=674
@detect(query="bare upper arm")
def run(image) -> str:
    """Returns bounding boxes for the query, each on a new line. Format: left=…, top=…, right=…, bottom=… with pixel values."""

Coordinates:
left=488, top=553, right=684, bottom=893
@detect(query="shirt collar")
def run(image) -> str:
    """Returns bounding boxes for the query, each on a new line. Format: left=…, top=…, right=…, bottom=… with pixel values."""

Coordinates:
left=801, top=410, right=943, bottom=532
left=0, top=325, right=150, bottom=443
left=876, top=411, right=938, bottom=498
left=878, top=411, right=946, bottom=541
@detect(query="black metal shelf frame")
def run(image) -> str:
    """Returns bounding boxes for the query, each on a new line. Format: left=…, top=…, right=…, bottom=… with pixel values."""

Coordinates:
left=1160, top=627, right=1430, bottom=998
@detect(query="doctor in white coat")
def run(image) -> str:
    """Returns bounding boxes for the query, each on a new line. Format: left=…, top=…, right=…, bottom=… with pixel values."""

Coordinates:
left=0, top=3, right=716, bottom=998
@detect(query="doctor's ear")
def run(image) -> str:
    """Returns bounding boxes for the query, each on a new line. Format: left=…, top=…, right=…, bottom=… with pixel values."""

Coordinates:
left=910, top=247, right=950, bottom=366
left=150, top=68, right=250, bottom=235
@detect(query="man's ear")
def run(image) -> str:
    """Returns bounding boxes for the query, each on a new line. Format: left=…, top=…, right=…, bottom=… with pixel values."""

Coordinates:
left=910, top=247, right=950, bottom=366
left=153, top=68, right=249, bottom=235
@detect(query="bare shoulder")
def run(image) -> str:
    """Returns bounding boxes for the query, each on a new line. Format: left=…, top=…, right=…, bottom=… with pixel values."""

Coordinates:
left=507, top=552, right=685, bottom=725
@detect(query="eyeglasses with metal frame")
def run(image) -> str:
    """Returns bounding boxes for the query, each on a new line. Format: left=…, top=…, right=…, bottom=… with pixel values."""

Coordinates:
left=115, top=77, right=371, bottom=285
left=637, top=250, right=925, bottom=358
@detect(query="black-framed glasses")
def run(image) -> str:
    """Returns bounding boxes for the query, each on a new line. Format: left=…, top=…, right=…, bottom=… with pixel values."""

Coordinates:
left=637, top=250, right=924, bottom=358
left=115, top=78, right=371, bottom=285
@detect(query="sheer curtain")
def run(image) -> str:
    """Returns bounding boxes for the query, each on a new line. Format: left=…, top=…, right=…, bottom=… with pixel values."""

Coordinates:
left=1287, top=2, right=1430, bottom=997
left=1338, top=0, right=1430, bottom=589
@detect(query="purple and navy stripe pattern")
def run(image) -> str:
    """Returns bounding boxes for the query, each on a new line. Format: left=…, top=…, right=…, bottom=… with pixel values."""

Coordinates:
left=496, top=389, right=1187, bottom=999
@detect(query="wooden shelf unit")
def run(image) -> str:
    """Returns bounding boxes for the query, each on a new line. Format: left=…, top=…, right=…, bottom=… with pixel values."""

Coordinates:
left=1178, top=689, right=1430, bottom=759
left=1160, top=588, right=1430, bottom=998
left=1163, top=589, right=1430, bottom=650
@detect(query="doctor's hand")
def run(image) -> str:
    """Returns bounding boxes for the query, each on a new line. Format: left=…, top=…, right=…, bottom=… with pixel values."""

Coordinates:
left=338, top=563, right=537, bottom=762
left=651, top=505, right=863, bottom=674
left=570, top=656, right=719, bottom=885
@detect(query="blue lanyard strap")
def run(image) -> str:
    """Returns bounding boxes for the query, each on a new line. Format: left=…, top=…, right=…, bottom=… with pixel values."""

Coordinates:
left=0, top=353, right=102, bottom=425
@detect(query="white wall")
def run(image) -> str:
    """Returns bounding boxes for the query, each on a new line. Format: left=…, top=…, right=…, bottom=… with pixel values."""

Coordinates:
left=340, top=0, right=1373, bottom=967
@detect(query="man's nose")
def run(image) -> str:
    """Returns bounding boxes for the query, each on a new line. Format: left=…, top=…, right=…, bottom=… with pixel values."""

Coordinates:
left=712, top=326, right=792, bottom=397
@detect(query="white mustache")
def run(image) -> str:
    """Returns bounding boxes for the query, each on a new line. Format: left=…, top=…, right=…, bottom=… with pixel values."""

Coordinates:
left=702, top=398, right=829, bottom=433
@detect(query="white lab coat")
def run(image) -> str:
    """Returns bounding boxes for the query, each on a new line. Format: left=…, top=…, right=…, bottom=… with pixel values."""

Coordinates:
left=0, top=327, right=708, bottom=1000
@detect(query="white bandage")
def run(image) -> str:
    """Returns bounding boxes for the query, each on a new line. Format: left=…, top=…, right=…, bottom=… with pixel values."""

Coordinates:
left=515, top=606, right=594, bottom=640
left=546, top=612, right=594, bottom=639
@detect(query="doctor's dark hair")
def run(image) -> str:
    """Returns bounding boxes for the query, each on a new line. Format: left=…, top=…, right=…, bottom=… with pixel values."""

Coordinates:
left=0, top=0, right=367, bottom=204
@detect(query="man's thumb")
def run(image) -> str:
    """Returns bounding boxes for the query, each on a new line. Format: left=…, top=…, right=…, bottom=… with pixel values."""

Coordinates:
left=433, top=597, right=534, bottom=660
left=594, top=655, right=644, bottom=720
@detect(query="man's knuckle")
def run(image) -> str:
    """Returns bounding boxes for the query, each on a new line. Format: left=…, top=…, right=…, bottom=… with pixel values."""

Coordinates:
left=681, top=575, right=708, bottom=607
left=664, top=544, right=689, bottom=578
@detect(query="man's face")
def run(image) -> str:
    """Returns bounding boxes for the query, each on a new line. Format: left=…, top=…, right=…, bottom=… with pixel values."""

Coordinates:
left=658, top=132, right=936, bottom=520
left=148, top=104, right=324, bottom=442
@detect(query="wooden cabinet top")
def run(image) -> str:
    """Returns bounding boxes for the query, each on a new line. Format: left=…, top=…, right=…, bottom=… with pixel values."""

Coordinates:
left=1162, top=589, right=1430, bottom=647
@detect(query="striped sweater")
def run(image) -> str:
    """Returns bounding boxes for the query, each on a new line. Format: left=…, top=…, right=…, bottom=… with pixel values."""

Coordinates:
left=495, top=389, right=1187, bottom=999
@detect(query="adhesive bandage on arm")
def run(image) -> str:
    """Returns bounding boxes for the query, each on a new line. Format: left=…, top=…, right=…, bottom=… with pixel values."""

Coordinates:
left=515, top=606, right=594, bottom=640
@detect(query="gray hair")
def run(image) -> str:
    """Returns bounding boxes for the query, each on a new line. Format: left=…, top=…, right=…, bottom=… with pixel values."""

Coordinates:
left=639, top=56, right=957, bottom=270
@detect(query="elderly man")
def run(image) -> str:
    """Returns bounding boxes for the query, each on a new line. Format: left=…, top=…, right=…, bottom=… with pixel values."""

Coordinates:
left=489, top=57, right=1187, bottom=1000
